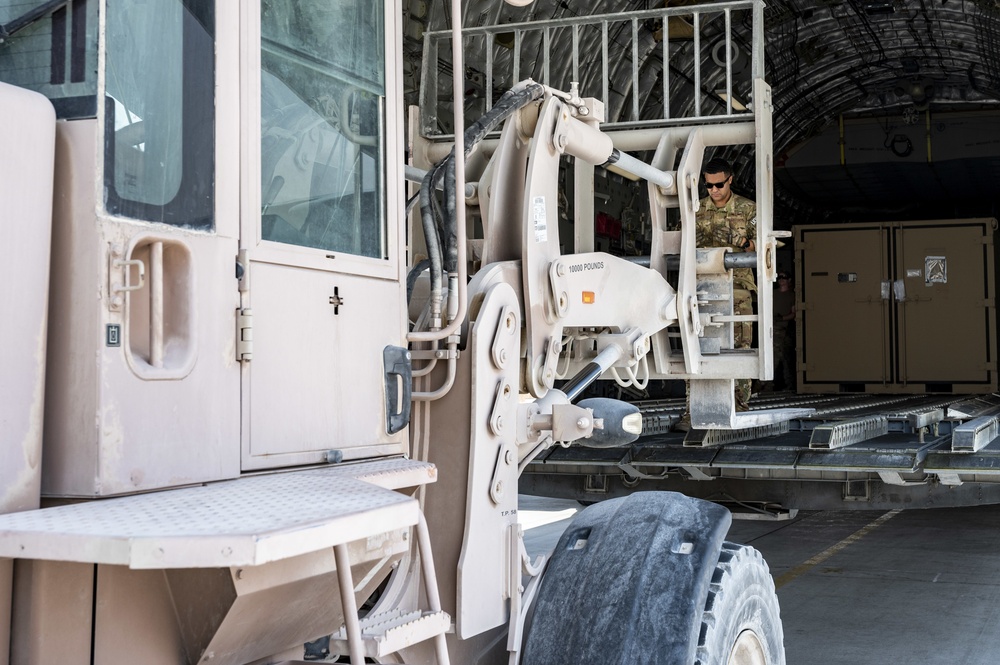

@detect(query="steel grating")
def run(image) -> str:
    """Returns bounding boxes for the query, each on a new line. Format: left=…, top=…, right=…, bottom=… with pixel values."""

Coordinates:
left=328, top=609, right=451, bottom=658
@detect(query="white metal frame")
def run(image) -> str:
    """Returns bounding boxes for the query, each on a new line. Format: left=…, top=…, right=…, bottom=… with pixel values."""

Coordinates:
left=419, top=0, right=762, bottom=137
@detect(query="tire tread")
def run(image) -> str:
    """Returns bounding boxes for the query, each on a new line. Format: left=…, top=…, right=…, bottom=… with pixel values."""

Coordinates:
left=693, top=542, right=785, bottom=665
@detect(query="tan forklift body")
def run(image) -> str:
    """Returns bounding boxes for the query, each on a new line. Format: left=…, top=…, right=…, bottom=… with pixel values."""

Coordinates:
left=0, top=1, right=787, bottom=663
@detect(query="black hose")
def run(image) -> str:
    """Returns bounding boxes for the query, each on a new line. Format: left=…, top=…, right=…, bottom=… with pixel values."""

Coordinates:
left=443, top=156, right=458, bottom=271
left=406, top=258, right=431, bottom=304
left=445, top=81, right=546, bottom=272
left=430, top=167, right=448, bottom=250
left=415, top=81, right=545, bottom=300
left=418, top=166, right=444, bottom=306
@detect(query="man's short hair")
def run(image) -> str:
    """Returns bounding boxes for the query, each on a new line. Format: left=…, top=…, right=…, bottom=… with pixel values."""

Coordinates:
left=703, top=158, right=733, bottom=177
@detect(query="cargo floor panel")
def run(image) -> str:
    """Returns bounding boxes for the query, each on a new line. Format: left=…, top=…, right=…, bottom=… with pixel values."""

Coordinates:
left=925, top=437, right=1000, bottom=474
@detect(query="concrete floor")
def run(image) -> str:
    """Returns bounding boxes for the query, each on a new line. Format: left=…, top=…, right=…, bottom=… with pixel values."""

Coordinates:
left=520, top=496, right=1000, bottom=664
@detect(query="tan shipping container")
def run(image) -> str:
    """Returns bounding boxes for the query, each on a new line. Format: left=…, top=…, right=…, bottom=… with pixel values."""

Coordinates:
left=794, top=218, right=998, bottom=394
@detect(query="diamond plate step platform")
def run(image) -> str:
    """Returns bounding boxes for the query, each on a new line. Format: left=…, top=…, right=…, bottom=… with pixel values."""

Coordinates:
left=341, top=457, right=439, bottom=490
left=0, top=460, right=436, bottom=569
left=329, top=609, right=451, bottom=658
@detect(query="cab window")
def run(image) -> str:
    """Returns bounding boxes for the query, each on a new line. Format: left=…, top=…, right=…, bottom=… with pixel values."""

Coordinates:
left=103, top=0, right=215, bottom=229
left=260, top=0, right=386, bottom=259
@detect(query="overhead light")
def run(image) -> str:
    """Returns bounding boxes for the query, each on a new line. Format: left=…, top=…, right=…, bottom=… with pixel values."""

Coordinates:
left=716, top=91, right=747, bottom=112
left=862, top=1, right=894, bottom=14
left=894, top=79, right=935, bottom=111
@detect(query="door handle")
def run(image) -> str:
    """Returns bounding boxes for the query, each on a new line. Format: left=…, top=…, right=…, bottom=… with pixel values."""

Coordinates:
left=383, top=346, right=412, bottom=435
left=893, top=279, right=906, bottom=302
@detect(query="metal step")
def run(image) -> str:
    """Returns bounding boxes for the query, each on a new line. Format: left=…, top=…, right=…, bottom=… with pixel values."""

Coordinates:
left=0, top=461, right=436, bottom=568
left=329, top=609, right=451, bottom=658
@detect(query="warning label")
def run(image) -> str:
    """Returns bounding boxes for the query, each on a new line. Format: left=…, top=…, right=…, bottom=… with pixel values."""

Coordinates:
left=533, top=196, right=547, bottom=243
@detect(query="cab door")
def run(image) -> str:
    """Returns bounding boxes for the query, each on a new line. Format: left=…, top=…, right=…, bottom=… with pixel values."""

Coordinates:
left=78, top=0, right=241, bottom=495
left=239, top=0, right=408, bottom=470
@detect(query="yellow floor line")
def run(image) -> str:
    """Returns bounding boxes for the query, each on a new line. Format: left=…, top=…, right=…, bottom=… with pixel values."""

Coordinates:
left=774, top=509, right=902, bottom=589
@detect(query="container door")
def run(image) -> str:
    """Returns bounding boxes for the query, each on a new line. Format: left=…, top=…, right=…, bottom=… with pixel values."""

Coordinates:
left=895, top=222, right=994, bottom=386
left=239, top=0, right=408, bottom=470
left=799, top=226, right=891, bottom=385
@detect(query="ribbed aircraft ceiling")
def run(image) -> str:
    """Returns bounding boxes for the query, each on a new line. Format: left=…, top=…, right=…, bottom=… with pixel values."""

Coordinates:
left=403, top=0, right=1000, bottom=226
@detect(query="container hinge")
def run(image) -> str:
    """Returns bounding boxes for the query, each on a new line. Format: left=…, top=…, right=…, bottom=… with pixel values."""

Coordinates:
left=237, top=308, right=253, bottom=361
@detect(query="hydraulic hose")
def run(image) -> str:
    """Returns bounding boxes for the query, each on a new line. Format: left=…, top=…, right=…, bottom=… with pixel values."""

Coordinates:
left=419, top=81, right=544, bottom=277
left=406, top=258, right=431, bottom=305
left=418, top=167, right=445, bottom=322
left=414, top=80, right=545, bottom=333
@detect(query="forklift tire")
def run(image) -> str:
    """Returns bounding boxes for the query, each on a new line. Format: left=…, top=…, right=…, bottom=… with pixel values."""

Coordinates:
left=521, top=492, right=784, bottom=665
left=695, top=542, right=785, bottom=665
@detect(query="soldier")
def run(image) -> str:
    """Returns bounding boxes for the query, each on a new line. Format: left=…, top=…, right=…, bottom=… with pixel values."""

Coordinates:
left=698, top=158, right=756, bottom=410
left=677, top=158, right=756, bottom=431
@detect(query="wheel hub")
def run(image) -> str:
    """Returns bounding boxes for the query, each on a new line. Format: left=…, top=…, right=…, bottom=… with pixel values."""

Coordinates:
left=727, top=629, right=767, bottom=665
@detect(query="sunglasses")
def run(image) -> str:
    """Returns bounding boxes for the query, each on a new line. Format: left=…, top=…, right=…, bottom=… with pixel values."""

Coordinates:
left=778, top=274, right=789, bottom=279
left=704, top=178, right=730, bottom=189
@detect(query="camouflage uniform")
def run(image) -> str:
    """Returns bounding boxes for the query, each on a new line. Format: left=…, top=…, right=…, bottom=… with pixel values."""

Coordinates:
left=696, top=192, right=757, bottom=411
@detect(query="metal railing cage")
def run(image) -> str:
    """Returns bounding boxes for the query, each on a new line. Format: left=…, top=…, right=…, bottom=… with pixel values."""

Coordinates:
left=419, top=0, right=766, bottom=139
